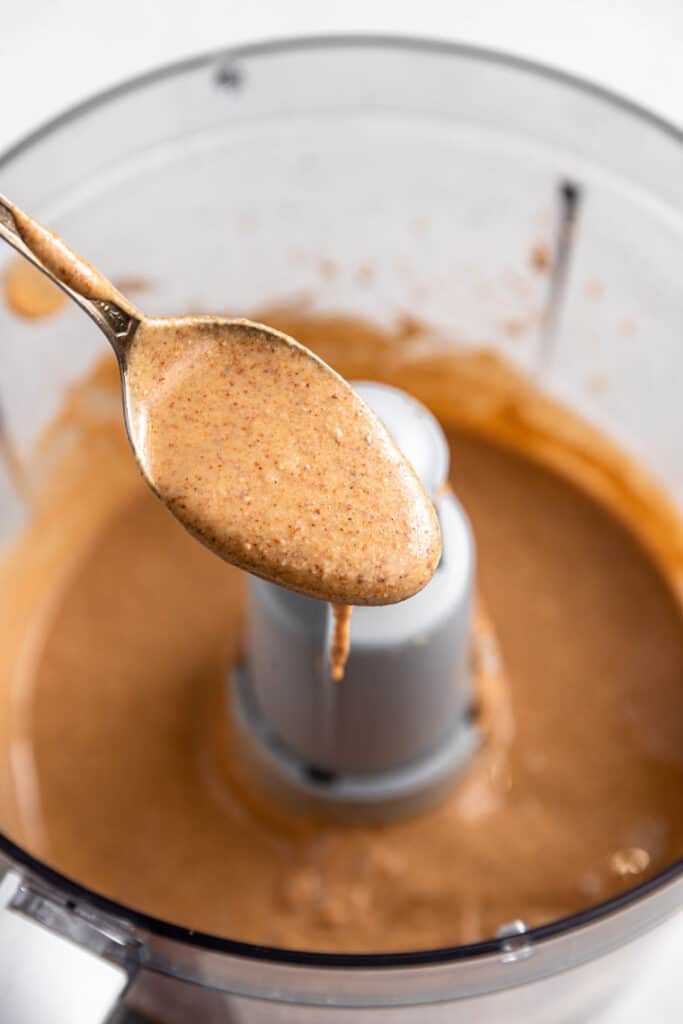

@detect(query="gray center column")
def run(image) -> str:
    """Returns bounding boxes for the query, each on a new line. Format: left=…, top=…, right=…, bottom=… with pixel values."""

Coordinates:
left=231, top=383, right=477, bottom=820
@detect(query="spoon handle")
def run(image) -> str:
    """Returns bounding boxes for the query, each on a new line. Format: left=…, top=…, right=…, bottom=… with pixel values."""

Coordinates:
left=0, top=194, right=140, bottom=361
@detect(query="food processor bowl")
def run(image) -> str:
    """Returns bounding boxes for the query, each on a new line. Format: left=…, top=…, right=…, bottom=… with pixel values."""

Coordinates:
left=0, top=36, right=682, bottom=1024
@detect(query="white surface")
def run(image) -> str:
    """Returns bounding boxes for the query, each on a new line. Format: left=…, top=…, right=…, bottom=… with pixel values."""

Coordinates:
left=1, top=2, right=683, bottom=1020
left=2, top=0, right=683, bottom=153
left=0, top=872, right=127, bottom=1024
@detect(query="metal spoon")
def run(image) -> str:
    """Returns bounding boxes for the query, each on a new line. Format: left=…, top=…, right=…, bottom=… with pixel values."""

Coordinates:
left=0, top=193, right=142, bottom=361
left=0, top=194, right=442, bottom=607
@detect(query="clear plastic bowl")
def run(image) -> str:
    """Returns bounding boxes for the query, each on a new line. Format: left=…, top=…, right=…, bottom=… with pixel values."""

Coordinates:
left=0, top=35, right=681, bottom=1024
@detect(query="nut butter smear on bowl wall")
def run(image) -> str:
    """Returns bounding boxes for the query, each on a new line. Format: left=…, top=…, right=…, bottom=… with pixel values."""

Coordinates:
left=0, top=195, right=442, bottom=677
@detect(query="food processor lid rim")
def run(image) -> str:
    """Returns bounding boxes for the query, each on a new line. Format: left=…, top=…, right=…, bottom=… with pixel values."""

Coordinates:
left=2, top=31, right=683, bottom=969
left=3, top=30, right=683, bottom=176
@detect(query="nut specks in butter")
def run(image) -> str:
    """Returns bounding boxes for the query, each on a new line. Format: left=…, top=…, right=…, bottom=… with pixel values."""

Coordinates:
left=125, top=317, right=441, bottom=607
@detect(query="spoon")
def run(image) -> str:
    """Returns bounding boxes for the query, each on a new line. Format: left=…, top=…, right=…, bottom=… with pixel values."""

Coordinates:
left=0, top=194, right=441, bottom=608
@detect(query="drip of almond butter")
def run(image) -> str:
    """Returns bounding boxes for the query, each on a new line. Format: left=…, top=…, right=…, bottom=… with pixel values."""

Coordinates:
left=330, top=604, right=353, bottom=680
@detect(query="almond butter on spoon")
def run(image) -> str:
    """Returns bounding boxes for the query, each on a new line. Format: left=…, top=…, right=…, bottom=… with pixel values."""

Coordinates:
left=0, top=195, right=442, bottom=675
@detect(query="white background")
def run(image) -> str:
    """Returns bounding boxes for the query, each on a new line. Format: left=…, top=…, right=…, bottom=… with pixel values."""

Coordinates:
left=2, top=0, right=683, bottom=153
left=2, top=1, right=683, bottom=1020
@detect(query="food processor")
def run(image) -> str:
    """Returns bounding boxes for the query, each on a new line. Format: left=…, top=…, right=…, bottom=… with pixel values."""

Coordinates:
left=0, top=35, right=682, bottom=1024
